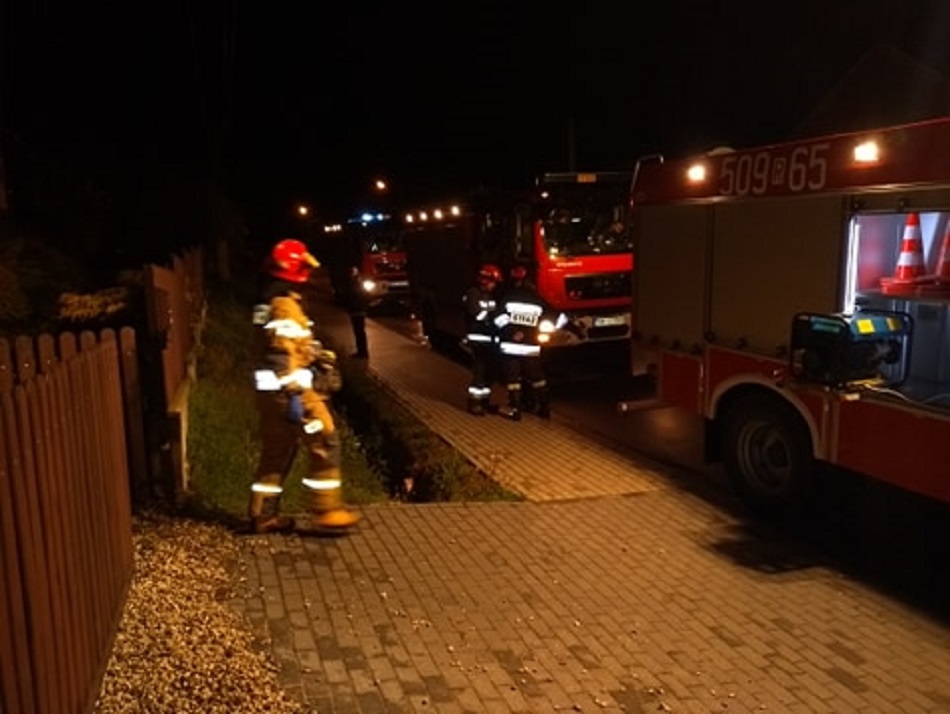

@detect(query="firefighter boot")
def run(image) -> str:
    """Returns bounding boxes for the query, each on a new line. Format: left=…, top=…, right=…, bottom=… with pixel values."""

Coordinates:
left=502, top=389, right=522, bottom=421
left=467, top=396, right=486, bottom=416
left=298, top=485, right=361, bottom=535
left=248, top=487, right=294, bottom=534
left=521, top=387, right=538, bottom=414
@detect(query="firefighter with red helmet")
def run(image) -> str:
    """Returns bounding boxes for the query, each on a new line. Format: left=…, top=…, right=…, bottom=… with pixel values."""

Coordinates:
left=248, top=238, right=360, bottom=534
left=463, top=262, right=502, bottom=415
left=493, top=265, right=562, bottom=420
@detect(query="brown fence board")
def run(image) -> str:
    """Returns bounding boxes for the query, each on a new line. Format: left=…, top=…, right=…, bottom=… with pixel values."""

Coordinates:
left=4, top=384, right=51, bottom=714
left=56, top=331, right=100, bottom=712
left=119, top=327, right=148, bottom=503
left=45, top=366, right=85, bottom=712
left=0, top=520, right=26, bottom=714
left=59, top=344, right=101, bottom=714
left=28, top=333, right=75, bottom=711
left=74, top=334, right=112, bottom=665
left=92, top=331, right=132, bottom=615
left=14, top=384, right=59, bottom=714
left=14, top=335, right=36, bottom=382
left=35, top=335, right=82, bottom=711
left=103, top=331, right=133, bottom=579
left=28, top=376, right=75, bottom=714
left=41, top=373, right=85, bottom=712
left=0, top=347, right=32, bottom=714
left=145, top=263, right=181, bottom=410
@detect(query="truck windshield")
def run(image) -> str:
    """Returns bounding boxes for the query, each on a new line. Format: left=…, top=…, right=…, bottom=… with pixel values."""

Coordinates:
left=541, top=210, right=631, bottom=257
left=360, top=231, right=404, bottom=254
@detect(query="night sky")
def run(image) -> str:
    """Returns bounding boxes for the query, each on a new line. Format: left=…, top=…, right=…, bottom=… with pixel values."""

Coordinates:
left=5, top=1, right=950, bottom=235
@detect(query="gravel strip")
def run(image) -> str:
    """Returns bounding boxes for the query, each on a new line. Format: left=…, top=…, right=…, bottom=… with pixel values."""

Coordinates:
left=95, top=511, right=305, bottom=713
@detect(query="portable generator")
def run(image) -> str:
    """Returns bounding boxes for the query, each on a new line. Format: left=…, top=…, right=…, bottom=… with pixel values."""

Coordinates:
left=789, top=309, right=913, bottom=388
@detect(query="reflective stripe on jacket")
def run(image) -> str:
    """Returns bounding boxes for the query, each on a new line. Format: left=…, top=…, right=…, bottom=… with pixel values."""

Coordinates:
left=463, top=285, right=497, bottom=342
left=494, top=284, right=547, bottom=357
left=253, top=284, right=319, bottom=393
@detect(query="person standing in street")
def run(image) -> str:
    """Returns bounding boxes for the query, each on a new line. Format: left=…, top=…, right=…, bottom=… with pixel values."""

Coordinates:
left=343, top=265, right=370, bottom=359
left=493, top=265, right=558, bottom=420
left=248, top=238, right=360, bottom=535
left=463, top=263, right=502, bottom=415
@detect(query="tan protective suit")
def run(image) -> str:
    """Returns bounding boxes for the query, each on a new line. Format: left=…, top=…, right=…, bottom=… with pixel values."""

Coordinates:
left=248, top=286, right=359, bottom=533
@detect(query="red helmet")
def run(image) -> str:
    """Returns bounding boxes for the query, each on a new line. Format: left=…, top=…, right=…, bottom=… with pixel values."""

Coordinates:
left=510, top=265, right=527, bottom=281
left=478, top=263, right=502, bottom=284
left=270, top=239, right=319, bottom=283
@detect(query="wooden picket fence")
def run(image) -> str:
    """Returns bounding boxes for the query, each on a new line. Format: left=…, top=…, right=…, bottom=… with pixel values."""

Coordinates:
left=0, top=329, right=136, bottom=714
left=0, top=245, right=206, bottom=714
left=142, top=247, right=205, bottom=500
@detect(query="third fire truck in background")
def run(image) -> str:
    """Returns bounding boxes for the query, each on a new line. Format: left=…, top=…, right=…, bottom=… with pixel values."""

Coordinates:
left=403, top=171, right=633, bottom=352
left=323, top=212, right=410, bottom=312
left=628, top=117, right=950, bottom=514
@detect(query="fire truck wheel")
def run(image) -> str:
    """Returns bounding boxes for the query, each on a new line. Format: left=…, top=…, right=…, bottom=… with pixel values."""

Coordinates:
left=721, top=394, right=815, bottom=518
left=420, top=304, right=453, bottom=354
left=420, top=304, right=438, bottom=347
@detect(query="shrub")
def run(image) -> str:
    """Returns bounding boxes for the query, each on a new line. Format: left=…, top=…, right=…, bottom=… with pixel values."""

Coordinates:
left=328, top=347, right=519, bottom=503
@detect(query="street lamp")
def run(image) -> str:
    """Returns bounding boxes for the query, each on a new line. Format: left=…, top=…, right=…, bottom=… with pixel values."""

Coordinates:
left=294, top=204, right=320, bottom=255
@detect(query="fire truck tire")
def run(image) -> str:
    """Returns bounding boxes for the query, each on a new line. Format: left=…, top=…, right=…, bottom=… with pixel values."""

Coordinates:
left=721, top=394, right=815, bottom=517
left=420, top=303, right=439, bottom=348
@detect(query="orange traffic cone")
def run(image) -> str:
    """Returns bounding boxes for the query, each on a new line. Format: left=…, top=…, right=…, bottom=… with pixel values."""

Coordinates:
left=917, top=220, right=950, bottom=296
left=881, top=212, right=927, bottom=295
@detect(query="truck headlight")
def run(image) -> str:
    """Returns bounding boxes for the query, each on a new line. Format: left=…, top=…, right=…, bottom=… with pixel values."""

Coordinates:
left=361, top=279, right=377, bottom=293
left=539, top=318, right=557, bottom=334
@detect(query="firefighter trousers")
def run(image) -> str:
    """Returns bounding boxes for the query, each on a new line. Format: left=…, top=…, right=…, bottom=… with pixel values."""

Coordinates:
left=500, top=354, right=549, bottom=417
left=467, top=341, right=496, bottom=408
left=249, top=389, right=345, bottom=524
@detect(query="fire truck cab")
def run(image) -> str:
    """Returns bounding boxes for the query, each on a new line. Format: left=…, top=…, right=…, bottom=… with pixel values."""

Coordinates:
left=403, top=172, right=633, bottom=353
left=327, top=212, right=410, bottom=312
left=630, top=118, right=950, bottom=515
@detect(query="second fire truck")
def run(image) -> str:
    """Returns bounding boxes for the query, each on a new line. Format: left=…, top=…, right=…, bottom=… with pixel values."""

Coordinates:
left=628, top=117, right=950, bottom=515
left=324, top=212, right=410, bottom=312
left=403, top=171, right=633, bottom=353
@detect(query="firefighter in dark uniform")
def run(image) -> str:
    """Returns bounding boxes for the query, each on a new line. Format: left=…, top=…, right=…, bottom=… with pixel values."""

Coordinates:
left=248, top=238, right=360, bottom=534
left=343, top=264, right=370, bottom=359
left=463, top=263, right=502, bottom=415
left=493, top=265, right=557, bottom=420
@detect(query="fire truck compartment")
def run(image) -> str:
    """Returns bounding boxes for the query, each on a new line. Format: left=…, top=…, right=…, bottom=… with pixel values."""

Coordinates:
left=848, top=209, right=950, bottom=409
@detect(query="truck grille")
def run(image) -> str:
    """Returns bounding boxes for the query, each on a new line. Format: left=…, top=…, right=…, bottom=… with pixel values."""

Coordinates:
left=588, top=324, right=629, bottom=340
left=564, top=271, right=631, bottom=301
left=376, top=260, right=407, bottom=276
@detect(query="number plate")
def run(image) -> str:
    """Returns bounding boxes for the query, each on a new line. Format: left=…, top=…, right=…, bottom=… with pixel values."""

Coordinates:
left=510, top=312, right=539, bottom=326
left=594, top=315, right=626, bottom=327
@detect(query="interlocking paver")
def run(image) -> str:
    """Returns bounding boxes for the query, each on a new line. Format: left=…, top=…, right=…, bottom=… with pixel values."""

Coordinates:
left=231, top=280, right=950, bottom=713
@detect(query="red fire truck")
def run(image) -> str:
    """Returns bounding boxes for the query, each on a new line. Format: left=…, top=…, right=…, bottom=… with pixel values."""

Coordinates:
left=403, top=171, right=633, bottom=352
left=324, top=212, right=410, bottom=312
left=629, top=117, right=950, bottom=515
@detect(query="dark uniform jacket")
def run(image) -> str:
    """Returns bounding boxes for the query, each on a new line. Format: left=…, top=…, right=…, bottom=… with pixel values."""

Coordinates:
left=493, top=282, right=551, bottom=357
left=463, top=284, right=497, bottom=346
